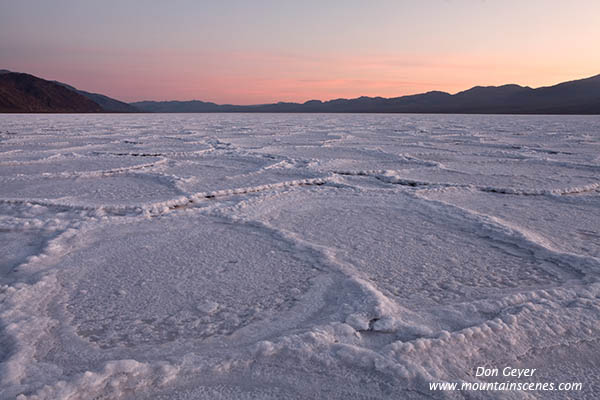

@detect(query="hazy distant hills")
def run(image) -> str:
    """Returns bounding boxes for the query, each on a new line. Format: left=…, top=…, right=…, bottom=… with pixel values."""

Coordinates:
left=53, top=81, right=138, bottom=113
left=1, top=69, right=599, bottom=114
left=132, top=74, right=600, bottom=114
left=131, top=100, right=223, bottom=113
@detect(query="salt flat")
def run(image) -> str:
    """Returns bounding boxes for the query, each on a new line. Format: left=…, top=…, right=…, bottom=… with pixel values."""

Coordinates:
left=1, top=113, right=599, bottom=399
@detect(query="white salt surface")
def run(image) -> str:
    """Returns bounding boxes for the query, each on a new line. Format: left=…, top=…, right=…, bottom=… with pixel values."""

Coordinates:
left=1, top=113, right=599, bottom=399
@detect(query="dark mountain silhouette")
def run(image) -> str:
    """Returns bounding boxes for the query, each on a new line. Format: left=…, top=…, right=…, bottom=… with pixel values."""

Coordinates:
left=0, top=70, right=138, bottom=113
left=1, top=70, right=599, bottom=114
left=132, top=74, right=600, bottom=114
left=53, top=81, right=138, bottom=112
left=131, top=100, right=222, bottom=113
left=0, top=72, right=104, bottom=113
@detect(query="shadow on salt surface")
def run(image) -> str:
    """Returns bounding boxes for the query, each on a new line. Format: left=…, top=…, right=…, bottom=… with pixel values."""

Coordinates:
left=0, top=154, right=164, bottom=177
left=498, top=339, right=600, bottom=400
left=237, top=187, right=569, bottom=307
left=0, top=202, right=79, bottom=280
left=104, top=138, right=214, bottom=157
left=0, top=230, right=46, bottom=278
left=371, top=161, right=599, bottom=194
left=53, top=214, right=319, bottom=349
left=421, top=188, right=600, bottom=259
left=157, top=153, right=324, bottom=194
left=1, top=175, right=182, bottom=207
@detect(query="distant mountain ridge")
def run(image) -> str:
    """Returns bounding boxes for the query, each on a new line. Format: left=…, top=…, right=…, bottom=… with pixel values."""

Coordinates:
left=1, top=69, right=599, bottom=114
left=132, top=100, right=223, bottom=113
left=53, top=81, right=138, bottom=113
left=132, top=74, right=600, bottom=114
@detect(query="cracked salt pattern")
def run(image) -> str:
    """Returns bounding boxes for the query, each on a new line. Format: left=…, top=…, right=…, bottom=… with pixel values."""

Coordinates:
left=1, top=113, right=599, bottom=399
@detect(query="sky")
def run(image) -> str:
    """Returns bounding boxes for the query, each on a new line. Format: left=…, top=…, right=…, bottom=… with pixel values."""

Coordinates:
left=1, top=0, right=599, bottom=104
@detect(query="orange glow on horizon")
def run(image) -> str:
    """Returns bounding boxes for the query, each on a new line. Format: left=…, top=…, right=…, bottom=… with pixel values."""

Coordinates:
left=3, top=1, right=599, bottom=104
left=9, top=50, right=599, bottom=105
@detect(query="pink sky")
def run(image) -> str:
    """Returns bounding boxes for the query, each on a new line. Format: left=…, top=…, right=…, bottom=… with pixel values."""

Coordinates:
left=2, top=1, right=599, bottom=104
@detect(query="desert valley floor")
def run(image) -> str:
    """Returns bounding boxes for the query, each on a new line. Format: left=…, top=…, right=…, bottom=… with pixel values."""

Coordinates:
left=1, top=114, right=599, bottom=399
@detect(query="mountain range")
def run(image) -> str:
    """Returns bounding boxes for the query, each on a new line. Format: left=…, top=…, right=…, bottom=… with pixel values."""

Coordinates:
left=1, top=70, right=599, bottom=114
left=0, top=71, right=103, bottom=113
left=52, top=81, right=137, bottom=113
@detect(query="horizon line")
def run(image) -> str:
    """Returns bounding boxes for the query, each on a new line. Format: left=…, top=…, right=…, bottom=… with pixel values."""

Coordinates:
left=3, top=69, right=599, bottom=106
left=127, top=72, right=599, bottom=105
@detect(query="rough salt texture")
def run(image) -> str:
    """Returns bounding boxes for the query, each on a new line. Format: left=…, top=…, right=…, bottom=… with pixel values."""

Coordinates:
left=1, top=113, right=599, bottom=399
